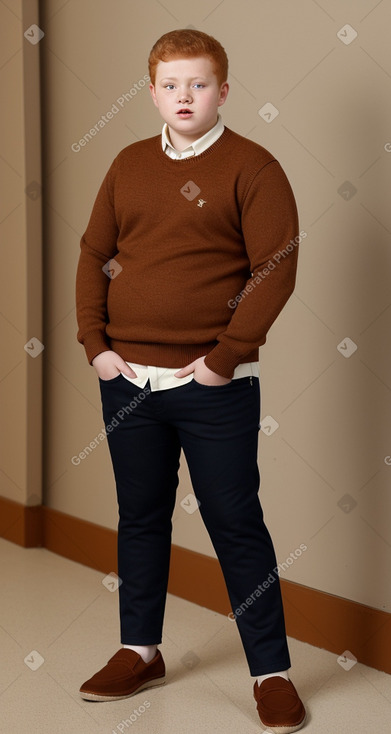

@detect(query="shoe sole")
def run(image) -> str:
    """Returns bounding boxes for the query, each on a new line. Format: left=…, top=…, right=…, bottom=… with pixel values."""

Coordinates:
left=79, top=675, right=166, bottom=702
left=259, top=712, right=306, bottom=733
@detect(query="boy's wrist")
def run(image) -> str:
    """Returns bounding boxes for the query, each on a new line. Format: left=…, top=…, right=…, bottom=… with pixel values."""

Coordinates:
left=80, top=330, right=111, bottom=366
left=91, top=351, right=109, bottom=366
left=204, top=344, right=238, bottom=380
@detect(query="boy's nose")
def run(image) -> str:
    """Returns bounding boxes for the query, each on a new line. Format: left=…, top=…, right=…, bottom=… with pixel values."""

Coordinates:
left=178, top=91, right=192, bottom=103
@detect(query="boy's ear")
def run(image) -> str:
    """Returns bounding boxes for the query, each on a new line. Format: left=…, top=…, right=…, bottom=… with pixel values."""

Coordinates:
left=218, top=81, right=229, bottom=107
left=149, top=83, right=159, bottom=108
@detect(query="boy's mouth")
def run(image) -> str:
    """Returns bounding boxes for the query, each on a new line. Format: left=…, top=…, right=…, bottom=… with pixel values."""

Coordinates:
left=177, top=109, right=193, bottom=118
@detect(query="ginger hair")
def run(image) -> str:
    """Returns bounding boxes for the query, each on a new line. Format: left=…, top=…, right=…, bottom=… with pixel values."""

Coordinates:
left=148, top=29, right=228, bottom=87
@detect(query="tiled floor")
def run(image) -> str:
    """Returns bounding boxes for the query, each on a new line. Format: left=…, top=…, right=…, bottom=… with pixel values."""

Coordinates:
left=1, top=537, right=390, bottom=733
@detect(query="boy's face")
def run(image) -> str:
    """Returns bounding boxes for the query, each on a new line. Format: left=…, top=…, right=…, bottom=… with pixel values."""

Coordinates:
left=149, top=56, right=229, bottom=150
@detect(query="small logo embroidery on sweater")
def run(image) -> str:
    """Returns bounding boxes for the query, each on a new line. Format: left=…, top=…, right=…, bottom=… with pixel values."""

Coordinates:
left=197, top=199, right=207, bottom=207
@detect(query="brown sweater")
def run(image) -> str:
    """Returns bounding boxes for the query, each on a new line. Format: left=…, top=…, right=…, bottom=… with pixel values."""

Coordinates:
left=76, top=126, right=299, bottom=379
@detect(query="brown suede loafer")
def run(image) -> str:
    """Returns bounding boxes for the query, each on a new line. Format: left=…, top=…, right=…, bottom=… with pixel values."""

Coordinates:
left=79, top=648, right=166, bottom=701
left=253, top=676, right=306, bottom=733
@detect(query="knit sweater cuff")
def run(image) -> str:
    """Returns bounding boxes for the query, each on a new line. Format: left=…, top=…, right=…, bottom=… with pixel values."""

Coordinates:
left=203, top=343, right=243, bottom=379
left=81, top=330, right=111, bottom=365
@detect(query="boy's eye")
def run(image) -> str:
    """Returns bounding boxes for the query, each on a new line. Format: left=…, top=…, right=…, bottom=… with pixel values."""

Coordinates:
left=165, top=84, right=175, bottom=90
left=193, top=83, right=204, bottom=89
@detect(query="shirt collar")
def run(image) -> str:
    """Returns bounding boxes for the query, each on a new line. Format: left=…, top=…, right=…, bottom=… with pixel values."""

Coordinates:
left=162, top=114, right=224, bottom=158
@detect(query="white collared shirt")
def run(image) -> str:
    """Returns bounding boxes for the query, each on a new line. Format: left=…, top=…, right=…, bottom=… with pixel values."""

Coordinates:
left=122, top=115, right=259, bottom=391
left=162, top=113, right=225, bottom=159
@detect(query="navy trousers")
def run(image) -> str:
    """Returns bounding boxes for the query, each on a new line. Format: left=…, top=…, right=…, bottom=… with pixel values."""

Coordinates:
left=99, top=373, right=291, bottom=676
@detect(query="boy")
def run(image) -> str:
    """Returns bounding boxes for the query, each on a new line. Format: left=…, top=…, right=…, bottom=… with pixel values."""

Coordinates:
left=76, top=29, right=306, bottom=732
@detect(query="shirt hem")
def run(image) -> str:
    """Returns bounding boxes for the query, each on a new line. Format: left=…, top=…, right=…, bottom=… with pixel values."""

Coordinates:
left=108, top=339, right=259, bottom=371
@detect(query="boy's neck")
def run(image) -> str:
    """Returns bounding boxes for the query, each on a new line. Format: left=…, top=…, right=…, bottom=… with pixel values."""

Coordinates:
left=166, top=117, right=219, bottom=151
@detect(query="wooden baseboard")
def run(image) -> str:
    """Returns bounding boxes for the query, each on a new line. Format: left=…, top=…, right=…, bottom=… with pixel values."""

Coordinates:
left=0, top=495, right=43, bottom=547
left=1, top=496, right=390, bottom=674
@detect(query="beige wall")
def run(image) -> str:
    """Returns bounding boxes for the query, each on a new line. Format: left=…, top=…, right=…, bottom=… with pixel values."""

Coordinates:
left=0, top=0, right=43, bottom=508
left=2, top=0, right=391, bottom=613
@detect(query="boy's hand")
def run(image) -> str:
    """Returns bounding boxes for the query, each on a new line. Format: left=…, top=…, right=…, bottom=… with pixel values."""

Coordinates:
left=174, top=356, right=231, bottom=386
left=92, top=351, right=137, bottom=380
